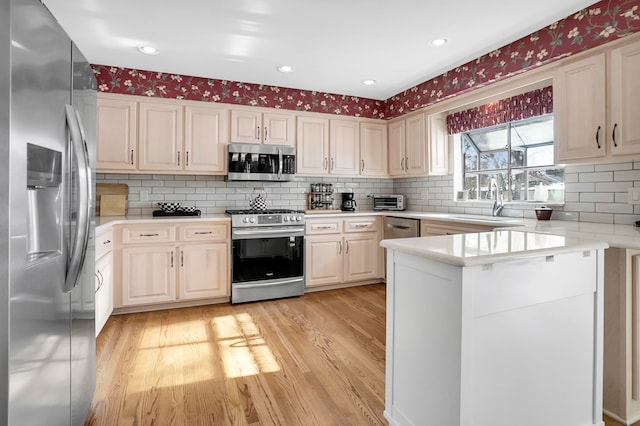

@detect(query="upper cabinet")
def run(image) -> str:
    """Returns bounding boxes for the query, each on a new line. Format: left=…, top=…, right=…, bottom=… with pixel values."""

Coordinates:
left=360, top=122, right=388, bottom=177
left=96, top=96, right=137, bottom=171
left=296, top=117, right=361, bottom=177
left=96, top=94, right=229, bottom=175
left=427, top=113, right=449, bottom=175
left=230, top=109, right=295, bottom=146
left=388, top=112, right=426, bottom=176
left=555, top=38, right=640, bottom=163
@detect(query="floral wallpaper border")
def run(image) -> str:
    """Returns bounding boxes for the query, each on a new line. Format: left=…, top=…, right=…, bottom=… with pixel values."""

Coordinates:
left=93, top=0, right=640, bottom=121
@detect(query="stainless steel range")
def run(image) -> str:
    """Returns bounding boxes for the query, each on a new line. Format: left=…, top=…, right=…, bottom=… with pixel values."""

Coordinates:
left=226, top=209, right=305, bottom=304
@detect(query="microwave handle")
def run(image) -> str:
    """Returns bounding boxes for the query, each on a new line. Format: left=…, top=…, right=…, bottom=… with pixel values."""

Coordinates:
left=278, top=148, right=283, bottom=179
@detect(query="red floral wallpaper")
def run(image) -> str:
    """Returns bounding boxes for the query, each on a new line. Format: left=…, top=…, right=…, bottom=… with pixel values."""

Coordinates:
left=93, top=0, right=640, bottom=121
left=446, top=86, right=553, bottom=134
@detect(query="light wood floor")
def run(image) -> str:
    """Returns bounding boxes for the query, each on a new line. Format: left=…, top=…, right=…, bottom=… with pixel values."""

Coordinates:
left=86, top=283, right=632, bottom=426
left=85, top=284, right=387, bottom=426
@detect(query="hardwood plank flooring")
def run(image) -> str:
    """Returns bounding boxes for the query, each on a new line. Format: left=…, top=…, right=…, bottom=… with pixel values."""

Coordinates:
left=85, top=284, right=387, bottom=426
left=86, top=282, right=629, bottom=426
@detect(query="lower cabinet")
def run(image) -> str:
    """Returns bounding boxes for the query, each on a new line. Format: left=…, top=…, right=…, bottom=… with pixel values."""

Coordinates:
left=115, top=220, right=230, bottom=310
left=95, top=227, right=113, bottom=336
left=420, top=219, right=495, bottom=236
left=305, top=216, right=382, bottom=289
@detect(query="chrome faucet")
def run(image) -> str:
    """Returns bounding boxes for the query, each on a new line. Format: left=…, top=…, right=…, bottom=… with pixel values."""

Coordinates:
left=490, top=178, right=504, bottom=217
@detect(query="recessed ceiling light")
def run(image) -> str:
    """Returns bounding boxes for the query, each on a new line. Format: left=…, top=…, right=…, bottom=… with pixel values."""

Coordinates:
left=361, top=79, right=377, bottom=86
left=277, top=65, right=294, bottom=73
left=431, top=38, right=448, bottom=47
left=137, top=45, right=159, bottom=55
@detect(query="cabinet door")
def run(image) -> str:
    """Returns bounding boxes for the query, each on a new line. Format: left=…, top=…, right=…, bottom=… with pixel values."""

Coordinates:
left=95, top=251, right=113, bottom=336
left=184, top=105, right=229, bottom=173
left=305, top=235, right=343, bottom=287
left=263, top=112, right=295, bottom=146
left=554, top=53, right=607, bottom=163
left=138, top=101, right=184, bottom=171
left=231, top=110, right=261, bottom=143
left=405, top=113, right=426, bottom=175
left=96, top=97, right=137, bottom=171
left=179, top=243, right=229, bottom=299
left=360, top=122, right=388, bottom=176
left=609, top=42, right=640, bottom=157
left=344, top=234, right=379, bottom=282
left=329, top=119, right=360, bottom=176
left=388, top=120, right=406, bottom=176
left=428, top=113, right=449, bottom=175
left=121, top=246, right=176, bottom=306
left=297, top=116, right=329, bottom=175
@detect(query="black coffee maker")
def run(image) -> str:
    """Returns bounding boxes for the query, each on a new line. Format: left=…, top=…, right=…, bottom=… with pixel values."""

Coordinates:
left=341, top=192, right=357, bottom=212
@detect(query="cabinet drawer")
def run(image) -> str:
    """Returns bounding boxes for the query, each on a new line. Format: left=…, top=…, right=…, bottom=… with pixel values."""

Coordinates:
left=305, top=219, right=342, bottom=235
left=344, top=217, right=379, bottom=233
left=179, top=222, right=229, bottom=242
left=120, top=224, right=176, bottom=244
left=95, top=228, right=113, bottom=258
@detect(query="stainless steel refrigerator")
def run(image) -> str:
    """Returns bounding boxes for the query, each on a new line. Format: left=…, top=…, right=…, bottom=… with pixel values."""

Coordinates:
left=1, top=0, right=97, bottom=424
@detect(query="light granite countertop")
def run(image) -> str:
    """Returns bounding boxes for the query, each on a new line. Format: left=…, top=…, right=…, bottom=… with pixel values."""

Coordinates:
left=95, top=214, right=229, bottom=231
left=380, top=229, right=609, bottom=267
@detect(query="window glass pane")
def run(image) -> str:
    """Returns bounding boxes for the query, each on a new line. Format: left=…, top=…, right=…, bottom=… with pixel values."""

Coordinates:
left=528, top=168, right=565, bottom=202
left=511, top=149, right=524, bottom=167
left=526, top=144, right=554, bottom=167
left=467, top=125, right=508, bottom=151
left=510, top=170, right=526, bottom=201
left=510, top=115, right=554, bottom=147
left=480, top=151, right=508, bottom=170
left=463, top=138, right=478, bottom=171
left=479, top=173, right=508, bottom=200
left=464, top=175, right=478, bottom=200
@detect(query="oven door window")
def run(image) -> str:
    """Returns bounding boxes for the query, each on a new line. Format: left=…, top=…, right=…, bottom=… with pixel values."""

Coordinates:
left=232, top=235, right=303, bottom=283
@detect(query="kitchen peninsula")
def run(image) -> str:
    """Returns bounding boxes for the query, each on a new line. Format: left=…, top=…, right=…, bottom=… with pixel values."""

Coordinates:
left=381, top=230, right=608, bottom=426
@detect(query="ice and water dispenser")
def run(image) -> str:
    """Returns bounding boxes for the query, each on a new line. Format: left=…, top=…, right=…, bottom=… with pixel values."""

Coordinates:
left=26, top=143, right=62, bottom=263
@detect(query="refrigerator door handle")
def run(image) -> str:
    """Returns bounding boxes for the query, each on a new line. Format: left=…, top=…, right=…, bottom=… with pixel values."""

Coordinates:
left=64, top=104, right=92, bottom=293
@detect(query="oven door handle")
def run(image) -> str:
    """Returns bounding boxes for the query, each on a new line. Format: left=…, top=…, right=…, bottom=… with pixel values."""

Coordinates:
left=232, top=228, right=304, bottom=239
left=233, top=278, right=303, bottom=290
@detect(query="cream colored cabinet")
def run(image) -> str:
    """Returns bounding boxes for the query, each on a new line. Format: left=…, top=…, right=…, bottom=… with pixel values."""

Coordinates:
left=184, top=104, right=229, bottom=173
left=427, top=113, right=449, bottom=175
left=138, top=100, right=184, bottom=172
left=388, top=112, right=426, bottom=176
left=360, top=122, right=388, bottom=176
left=115, top=221, right=230, bottom=310
left=603, top=248, right=640, bottom=425
left=329, top=119, right=360, bottom=176
left=305, top=216, right=382, bottom=289
left=297, top=116, right=330, bottom=175
left=95, top=227, right=114, bottom=336
left=555, top=39, right=640, bottom=163
left=231, top=109, right=295, bottom=146
left=96, top=96, right=137, bottom=171
left=420, top=219, right=495, bottom=236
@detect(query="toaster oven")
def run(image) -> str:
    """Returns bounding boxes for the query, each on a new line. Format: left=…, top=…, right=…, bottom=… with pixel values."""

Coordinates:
left=373, top=195, right=405, bottom=210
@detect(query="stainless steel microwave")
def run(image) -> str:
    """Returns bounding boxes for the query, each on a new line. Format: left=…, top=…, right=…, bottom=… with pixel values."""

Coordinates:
left=227, top=143, right=295, bottom=181
left=373, top=194, right=405, bottom=210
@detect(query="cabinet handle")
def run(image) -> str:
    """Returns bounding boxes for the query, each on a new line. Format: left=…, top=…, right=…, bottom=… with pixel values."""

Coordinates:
left=338, top=241, right=342, bottom=254
left=256, top=126, right=260, bottom=140
left=400, top=158, right=404, bottom=170
left=595, top=125, right=601, bottom=149
left=138, top=233, right=159, bottom=237
left=345, top=240, right=350, bottom=254
left=181, top=250, right=184, bottom=267
left=264, top=127, right=268, bottom=142
left=314, top=225, right=333, bottom=230
left=171, top=251, right=174, bottom=268
left=353, top=224, right=370, bottom=228
left=177, top=151, right=181, bottom=166
left=323, top=157, right=328, bottom=170
left=130, top=149, right=134, bottom=165
left=612, top=123, right=618, bottom=147
left=405, top=156, right=409, bottom=170
left=361, top=159, right=365, bottom=173
left=95, top=270, right=104, bottom=291
left=103, top=239, right=111, bottom=244
left=186, top=151, right=189, bottom=166
left=331, top=158, right=334, bottom=171
left=194, top=231, right=213, bottom=235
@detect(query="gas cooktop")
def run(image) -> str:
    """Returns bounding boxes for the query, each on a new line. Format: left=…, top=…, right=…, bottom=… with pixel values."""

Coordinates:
left=225, top=209, right=304, bottom=215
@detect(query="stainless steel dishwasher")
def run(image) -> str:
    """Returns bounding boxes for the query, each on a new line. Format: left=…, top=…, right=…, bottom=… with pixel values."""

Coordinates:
left=384, top=216, right=420, bottom=239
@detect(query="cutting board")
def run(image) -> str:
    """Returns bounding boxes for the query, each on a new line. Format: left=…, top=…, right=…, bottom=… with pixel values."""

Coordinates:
left=96, top=183, right=128, bottom=216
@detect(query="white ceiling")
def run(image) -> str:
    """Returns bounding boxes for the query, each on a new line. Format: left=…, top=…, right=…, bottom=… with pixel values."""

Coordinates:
left=43, top=0, right=598, bottom=100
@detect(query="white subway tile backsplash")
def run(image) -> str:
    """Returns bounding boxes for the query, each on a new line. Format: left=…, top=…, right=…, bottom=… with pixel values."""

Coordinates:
left=615, top=170, right=640, bottom=181
left=596, top=203, right=634, bottom=214
left=578, top=172, right=613, bottom=183
left=580, top=192, right=614, bottom=203
left=595, top=163, right=633, bottom=172
left=579, top=212, right=614, bottom=224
